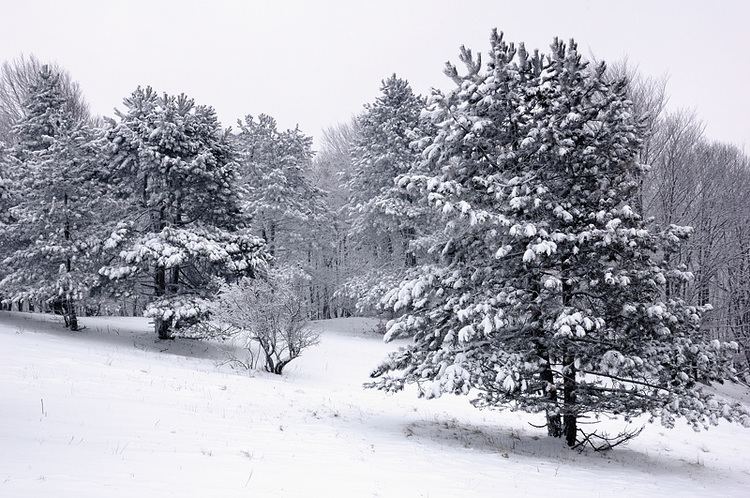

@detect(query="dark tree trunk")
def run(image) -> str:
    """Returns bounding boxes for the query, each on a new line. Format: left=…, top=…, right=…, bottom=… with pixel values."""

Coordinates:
left=153, top=206, right=171, bottom=339
left=530, top=266, right=562, bottom=438
left=540, top=351, right=562, bottom=438
left=560, top=259, right=577, bottom=447
left=156, top=319, right=171, bottom=340
left=563, top=354, right=577, bottom=447
left=170, top=265, right=179, bottom=293
left=67, top=301, right=79, bottom=331
left=63, top=192, right=79, bottom=331
left=155, top=267, right=166, bottom=297
left=154, top=266, right=171, bottom=339
left=154, top=263, right=170, bottom=338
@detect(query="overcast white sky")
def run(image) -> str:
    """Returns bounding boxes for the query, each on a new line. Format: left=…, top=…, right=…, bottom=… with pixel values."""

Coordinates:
left=1, top=0, right=748, bottom=149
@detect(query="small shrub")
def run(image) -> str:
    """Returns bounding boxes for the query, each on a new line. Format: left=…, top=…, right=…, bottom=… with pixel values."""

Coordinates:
left=211, top=270, right=319, bottom=374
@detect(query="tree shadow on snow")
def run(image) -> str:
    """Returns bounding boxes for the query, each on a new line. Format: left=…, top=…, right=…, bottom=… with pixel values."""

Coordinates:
left=0, top=311, right=247, bottom=364
left=402, top=416, right=722, bottom=481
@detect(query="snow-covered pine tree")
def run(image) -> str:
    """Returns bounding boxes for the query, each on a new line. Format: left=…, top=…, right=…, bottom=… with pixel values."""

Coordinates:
left=234, top=114, right=323, bottom=260
left=0, top=66, right=106, bottom=328
left=370, top=31, right=749, bottom=448
left=0, top=54, right=91, bottom=145
left=100, top=88, right=268, bottom=339
left=341, top=75, right=429, bottom=312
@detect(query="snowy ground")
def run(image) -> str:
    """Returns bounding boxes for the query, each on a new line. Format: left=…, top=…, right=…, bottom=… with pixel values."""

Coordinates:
left=1, top=311, right=749, bottom=497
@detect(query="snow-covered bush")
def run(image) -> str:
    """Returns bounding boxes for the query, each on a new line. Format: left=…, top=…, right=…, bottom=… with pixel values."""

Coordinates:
left=211, top=269, right=319, bottom=375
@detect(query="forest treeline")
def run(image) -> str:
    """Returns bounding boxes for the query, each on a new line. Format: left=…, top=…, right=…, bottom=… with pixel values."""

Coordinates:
left=0, top=51, right=748, bottom=358
left=1, top=31, right=750, bottom=446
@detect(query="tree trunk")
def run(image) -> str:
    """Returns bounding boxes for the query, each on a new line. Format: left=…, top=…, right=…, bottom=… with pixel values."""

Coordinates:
left=155, top=266, right=166, bottom=295
left=541, top=351, right=562, bottom=438
left=170, top=265, right=179, bottom=293
left=156, top=319, right=171, bottom=340
left=560, top=259, right=577, bottom=447
left=563, top=354, right=577, bottom=447
left=153, top=205, right=171, bottom=339
left=154, top=266, right=171, bottom=339
left=67, top=300, right=79, bottom=331
left=62, top=192, right=79, bottom=330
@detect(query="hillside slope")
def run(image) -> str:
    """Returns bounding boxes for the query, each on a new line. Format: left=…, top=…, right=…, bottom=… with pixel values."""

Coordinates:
left=1, top=311, right=749, bottom=497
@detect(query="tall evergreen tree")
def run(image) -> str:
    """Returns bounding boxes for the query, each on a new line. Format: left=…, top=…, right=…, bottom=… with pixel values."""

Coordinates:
left=339, top=75, right=430, bottom=312
left=0, top=54, right=91, bottom=144
left=233, top=114, right=323, bottom=260
left=100, top=87, right=268, bottom=338
left=348, top=75, right=425, bottom=266
left=370, top=32, right=749, bottom=447
left=0, top=66, right=105, bottom=328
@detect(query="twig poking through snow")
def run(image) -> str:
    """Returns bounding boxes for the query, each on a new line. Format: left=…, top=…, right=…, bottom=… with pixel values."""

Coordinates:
left=243, top=470, right=254, bottom=487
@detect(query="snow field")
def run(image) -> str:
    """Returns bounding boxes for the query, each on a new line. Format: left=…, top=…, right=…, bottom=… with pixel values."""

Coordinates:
left=1, top=311, right=749, bottom=497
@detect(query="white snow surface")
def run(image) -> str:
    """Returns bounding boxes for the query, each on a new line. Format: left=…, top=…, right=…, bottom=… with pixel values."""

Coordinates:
left=1, top=311, right=749, bottom=497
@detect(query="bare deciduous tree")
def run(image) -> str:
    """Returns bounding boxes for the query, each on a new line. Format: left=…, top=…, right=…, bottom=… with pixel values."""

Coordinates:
left=211, top=271, right=319, bottom=375
left=614, top=62, right=750, bottom=367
